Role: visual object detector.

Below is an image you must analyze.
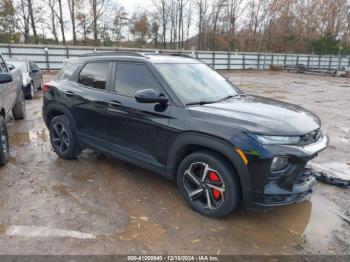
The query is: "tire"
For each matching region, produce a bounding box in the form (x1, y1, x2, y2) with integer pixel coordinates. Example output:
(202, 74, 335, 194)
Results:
(12, 90, 26, 120)
(177, 150, 240, 218)
(49, 115, 82, 159)
(37, 78, 43, 91)
(0, 116, 9, 166)
(25, 83, 35, 99)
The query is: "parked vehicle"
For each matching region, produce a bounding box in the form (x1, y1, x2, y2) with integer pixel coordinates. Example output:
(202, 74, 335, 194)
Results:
(0, 53, 26, 165)
(42, 52, 328, 218)
(7, 59, 43, 99)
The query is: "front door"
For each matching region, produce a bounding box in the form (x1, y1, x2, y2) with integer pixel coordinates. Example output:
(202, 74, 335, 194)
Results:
(106, 62, 171, 167)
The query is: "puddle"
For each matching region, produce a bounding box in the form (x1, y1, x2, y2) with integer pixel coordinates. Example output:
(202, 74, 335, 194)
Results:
(10, 128, 48, 147)
(272, 95, 287, 100)
(0, 224, 5, 235)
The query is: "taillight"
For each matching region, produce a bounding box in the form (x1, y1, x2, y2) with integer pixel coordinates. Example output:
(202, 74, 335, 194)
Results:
(42, 83, 53, 93)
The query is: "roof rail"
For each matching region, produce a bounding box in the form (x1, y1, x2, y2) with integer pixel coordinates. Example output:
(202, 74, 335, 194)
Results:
(80, 51, 148, 58)
(150, 52, 195, 59)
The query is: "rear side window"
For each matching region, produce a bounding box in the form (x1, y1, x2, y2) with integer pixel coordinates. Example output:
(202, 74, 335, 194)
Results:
(56, 62, 81, 81)
(115, 63, 161, 97)
(78, 62, 108, 90)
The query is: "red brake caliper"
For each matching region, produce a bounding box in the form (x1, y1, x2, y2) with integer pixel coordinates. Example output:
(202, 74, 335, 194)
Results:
(208, 171, 221, 200)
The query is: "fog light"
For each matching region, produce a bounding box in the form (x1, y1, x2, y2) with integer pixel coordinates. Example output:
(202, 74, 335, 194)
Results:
(271, 156, 289, 172)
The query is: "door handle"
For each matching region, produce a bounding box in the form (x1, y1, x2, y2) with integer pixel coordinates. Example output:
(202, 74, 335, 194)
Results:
(108, 101, 122, 108)
(64, 91, 75, 97)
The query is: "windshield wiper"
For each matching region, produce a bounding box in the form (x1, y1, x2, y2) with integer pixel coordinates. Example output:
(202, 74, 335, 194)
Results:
(185, 100, 217, 106)
(217, 94, 240, 102)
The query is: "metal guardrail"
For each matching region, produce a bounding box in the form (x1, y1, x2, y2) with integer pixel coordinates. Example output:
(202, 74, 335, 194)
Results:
(1, 43, 350, 71)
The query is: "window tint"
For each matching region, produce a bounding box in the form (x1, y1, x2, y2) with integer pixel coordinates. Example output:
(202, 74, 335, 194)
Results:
(78, 62, 108, 90)
(0, 56, 8, 73)
(56, 62, 81, 81)
(115, 63, 161, 97)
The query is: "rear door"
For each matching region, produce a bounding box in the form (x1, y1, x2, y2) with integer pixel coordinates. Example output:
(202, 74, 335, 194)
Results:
(105, 62, 171, 168)
(63, 61, 113, 142)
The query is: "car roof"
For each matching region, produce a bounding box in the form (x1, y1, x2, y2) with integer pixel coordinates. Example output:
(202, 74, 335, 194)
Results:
(69, 52, 201, 64)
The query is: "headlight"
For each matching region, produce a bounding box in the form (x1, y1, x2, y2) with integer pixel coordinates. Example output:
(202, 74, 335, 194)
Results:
(271, 156, 289, 172)
(250, 134, 300, 145)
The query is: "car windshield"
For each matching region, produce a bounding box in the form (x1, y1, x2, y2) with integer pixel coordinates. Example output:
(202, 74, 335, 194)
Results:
(155, 63, 241, 105)
(7, 60, 28, 72)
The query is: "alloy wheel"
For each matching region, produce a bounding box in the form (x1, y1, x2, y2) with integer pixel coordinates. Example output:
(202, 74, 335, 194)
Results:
(51, 122, 70, 153)
(183, 162, 226, 210)
(0, 130, 7, 155)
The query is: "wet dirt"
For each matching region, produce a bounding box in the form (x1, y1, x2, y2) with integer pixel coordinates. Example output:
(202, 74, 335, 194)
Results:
(0, 72, 349, 255)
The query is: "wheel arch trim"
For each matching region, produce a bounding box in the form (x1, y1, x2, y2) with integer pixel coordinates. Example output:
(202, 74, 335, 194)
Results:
(166, 132, 252, 205)
(44, 102, 77, 131)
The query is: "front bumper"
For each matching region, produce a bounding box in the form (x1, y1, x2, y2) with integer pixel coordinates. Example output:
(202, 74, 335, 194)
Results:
(235, 133, 328, 210)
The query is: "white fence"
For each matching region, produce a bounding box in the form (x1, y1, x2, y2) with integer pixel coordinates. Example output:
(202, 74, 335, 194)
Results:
(1, 43, 349, 71)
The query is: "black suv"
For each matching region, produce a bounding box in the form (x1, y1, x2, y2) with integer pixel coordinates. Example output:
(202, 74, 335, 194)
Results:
(43, 52, 328, 218)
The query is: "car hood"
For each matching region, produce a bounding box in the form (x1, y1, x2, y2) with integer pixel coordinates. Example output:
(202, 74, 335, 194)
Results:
(189, 95, 321, 136)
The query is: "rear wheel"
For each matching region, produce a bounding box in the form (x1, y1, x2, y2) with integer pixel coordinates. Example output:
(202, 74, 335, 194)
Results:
(12, 90, 26, 120)
(177, 150, 240, 218)
(49, 115, 82, 159)
(25, 83, 35, 99)
(37, 78, 43, 91)
(0, 116, 9, 165)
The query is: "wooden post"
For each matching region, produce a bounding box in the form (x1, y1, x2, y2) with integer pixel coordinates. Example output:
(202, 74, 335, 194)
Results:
(44, 46, 50, 70)
(212, 52, 215, 69)
(228, 52, 231, 70)
(7, 44, 12, 58)
(243, 54, 246, 70)
(257, 53, 261, 70)
(66, 46, 70, 58)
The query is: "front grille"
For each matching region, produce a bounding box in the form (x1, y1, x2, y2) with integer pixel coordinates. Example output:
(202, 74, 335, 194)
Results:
(299, 130, 321, 145)
(296, 167, 313, 184)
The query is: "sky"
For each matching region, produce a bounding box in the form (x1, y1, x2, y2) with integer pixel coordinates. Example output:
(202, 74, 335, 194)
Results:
(114, 0, 154, 13)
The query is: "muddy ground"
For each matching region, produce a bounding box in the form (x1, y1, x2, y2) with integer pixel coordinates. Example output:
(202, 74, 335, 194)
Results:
(0, 71, 349, 255)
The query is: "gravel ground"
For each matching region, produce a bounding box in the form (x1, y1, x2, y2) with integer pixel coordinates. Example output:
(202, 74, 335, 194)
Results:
(0, 71, 349, 255)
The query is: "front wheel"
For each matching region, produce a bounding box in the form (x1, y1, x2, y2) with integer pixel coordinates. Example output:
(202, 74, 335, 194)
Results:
(0, 116, 9, 165)
(177, 150, 240, 218)
(49, 115, 82, 159)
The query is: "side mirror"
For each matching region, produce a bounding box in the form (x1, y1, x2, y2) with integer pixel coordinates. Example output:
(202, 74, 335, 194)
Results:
(8, 64, 15, 71)
(135, 89, 169, 104)
(0, 73, 13, 84)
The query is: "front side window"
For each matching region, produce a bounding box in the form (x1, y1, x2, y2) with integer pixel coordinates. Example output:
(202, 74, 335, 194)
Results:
(155, 63, 241, 105)
(115, 63, 161, 97)
(78, 62, 108, 90)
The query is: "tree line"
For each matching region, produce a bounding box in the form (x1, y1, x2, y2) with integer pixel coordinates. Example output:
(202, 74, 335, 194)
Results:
(0, 0, 349, 54)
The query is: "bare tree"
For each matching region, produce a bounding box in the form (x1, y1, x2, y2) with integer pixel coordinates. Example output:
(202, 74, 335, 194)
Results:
(56, 0, 65, 44)
(152, 0, 171, 49)
(45, 0, 59, 44)
(27, 0, 38, 43)
(67, 0, 77, 44)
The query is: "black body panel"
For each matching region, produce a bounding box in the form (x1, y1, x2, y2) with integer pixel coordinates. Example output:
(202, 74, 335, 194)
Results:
(43, 54, 328, 210)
